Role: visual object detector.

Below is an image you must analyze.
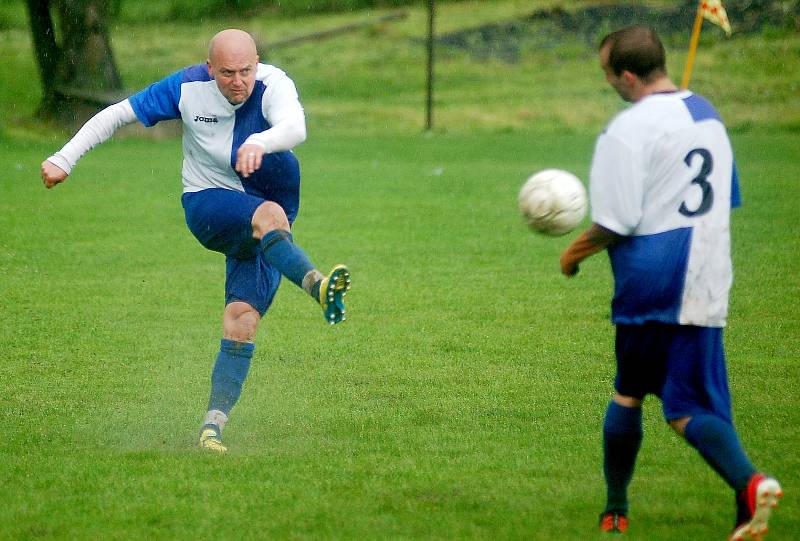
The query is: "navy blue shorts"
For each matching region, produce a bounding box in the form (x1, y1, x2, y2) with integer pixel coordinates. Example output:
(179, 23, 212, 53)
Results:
(181, 188, 281, 316)
(614, 323, 732, 423)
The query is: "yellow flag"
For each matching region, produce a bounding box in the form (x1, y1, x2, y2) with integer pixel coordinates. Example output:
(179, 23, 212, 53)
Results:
(700, 0, 732, 35)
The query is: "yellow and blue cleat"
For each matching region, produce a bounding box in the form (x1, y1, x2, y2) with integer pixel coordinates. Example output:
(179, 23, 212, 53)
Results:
(198, 427, 227, 453)
(319, 265, 351, 325)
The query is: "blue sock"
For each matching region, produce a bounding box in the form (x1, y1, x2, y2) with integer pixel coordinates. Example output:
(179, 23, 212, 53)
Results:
(207, 339, 254, 417)
(683, 414, 756, 492)
(259, 230, 316, 290)
(603, 401, 643, 515)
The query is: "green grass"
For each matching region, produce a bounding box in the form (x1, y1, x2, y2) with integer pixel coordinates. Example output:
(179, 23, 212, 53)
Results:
(1, 0, 799, 539)
(1, 130, 798, 540)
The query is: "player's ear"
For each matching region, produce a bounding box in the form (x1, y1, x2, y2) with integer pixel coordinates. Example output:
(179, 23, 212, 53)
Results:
(206, 59, 213, 76)
(621, 70, 638, 85)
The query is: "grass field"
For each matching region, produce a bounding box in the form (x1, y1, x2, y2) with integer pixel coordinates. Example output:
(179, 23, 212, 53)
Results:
(1, 0, 799, 539)
(2, 130, 798, 540)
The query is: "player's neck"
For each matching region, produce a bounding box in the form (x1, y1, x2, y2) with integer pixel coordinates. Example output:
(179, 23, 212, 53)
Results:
(636, 77, 679, 101)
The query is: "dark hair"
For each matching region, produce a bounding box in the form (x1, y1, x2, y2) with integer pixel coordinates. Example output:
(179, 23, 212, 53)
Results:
(600, 25, 666, 80)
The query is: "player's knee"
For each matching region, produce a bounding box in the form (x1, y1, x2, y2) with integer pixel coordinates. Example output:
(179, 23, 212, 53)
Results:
(252, 201, 289, 239)
(668, 416, 692, 437)
(223, 302, 260, 342)
(612, 393, 642, 408)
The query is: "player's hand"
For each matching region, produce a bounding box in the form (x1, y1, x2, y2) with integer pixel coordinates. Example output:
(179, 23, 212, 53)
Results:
(41, 160, 68, 189)
(235, 144, 263, 178)
(560, 253, 580, 277)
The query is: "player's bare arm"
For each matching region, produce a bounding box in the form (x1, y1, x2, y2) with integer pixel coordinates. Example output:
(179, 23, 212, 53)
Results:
(560, 223, 622, 277)
(41, 160, 68, 189)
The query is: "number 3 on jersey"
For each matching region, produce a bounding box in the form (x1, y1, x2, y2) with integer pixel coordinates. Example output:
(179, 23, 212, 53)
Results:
(680, 148, 714, 217)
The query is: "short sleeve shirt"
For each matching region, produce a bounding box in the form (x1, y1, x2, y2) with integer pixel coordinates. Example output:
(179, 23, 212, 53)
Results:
(590, 91, 740, 327)
(128, 63, 303, 193)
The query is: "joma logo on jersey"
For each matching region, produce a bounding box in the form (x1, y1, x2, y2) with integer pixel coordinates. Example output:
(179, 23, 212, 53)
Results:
(194, 115, 218, 123)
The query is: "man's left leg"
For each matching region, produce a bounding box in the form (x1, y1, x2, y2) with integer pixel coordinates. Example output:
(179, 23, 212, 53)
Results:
(253, 201, 351, 324)
(199, 302, 259, 453)
(666, 327, 782, 539)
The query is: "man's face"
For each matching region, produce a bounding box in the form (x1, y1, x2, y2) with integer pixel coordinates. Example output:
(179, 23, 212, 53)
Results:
(600, 45, 634, 103)
(208, 50, 258, 105)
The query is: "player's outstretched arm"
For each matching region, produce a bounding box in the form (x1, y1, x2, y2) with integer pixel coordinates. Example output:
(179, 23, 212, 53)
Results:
(560, 223, 622, 277)
(41, 99, 138, 188)
(41, 160, 69, 189)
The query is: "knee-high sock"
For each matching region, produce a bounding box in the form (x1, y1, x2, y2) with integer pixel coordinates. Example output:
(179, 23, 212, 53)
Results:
(603, 401, 643, 515)
(684, 414, 756, 492)
(259, 230, 317, 291)
(205, 339, 254, 432)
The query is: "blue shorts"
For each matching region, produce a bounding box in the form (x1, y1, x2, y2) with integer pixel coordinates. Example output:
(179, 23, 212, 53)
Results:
(182, 188, 282, 315)
(614, 323, 732, 423)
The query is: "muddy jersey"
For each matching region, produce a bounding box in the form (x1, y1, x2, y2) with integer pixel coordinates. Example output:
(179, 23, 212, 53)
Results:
(590, 90, 741, 327)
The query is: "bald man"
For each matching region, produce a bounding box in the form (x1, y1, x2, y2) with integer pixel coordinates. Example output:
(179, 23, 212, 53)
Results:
(41, 29, 351, 453)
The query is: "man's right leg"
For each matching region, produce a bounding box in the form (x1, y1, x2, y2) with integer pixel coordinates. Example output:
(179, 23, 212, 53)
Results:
(600, 394, 643, 533)
(181, 190, 274, 452)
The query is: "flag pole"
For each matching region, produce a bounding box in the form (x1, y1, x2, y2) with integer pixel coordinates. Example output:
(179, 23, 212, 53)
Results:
(425, 0, 435, 131)
(681, 6, 705, 89)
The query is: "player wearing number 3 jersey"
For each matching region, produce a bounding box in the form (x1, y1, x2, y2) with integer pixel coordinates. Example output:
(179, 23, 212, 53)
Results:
(559, 25, 782, 539)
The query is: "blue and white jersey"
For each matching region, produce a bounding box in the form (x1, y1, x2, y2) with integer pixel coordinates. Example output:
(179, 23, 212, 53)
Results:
(590, 90, 741, 327)
(128, 63, 304, 194)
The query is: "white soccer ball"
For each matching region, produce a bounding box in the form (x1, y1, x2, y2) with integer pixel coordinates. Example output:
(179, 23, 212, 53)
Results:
(518, 169, 588, 236)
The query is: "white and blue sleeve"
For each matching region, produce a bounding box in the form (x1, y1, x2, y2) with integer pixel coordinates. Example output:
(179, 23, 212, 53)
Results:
(242, 66, 306, 154)
(589, 131, 644, 236)
(128, 70, 184, 127)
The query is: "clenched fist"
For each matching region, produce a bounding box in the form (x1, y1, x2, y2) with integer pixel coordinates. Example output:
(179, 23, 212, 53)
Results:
(41, 160, 68, 189)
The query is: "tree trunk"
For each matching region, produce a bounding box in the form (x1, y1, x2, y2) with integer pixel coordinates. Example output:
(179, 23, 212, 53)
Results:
(26, 0, 124, 124)
(26, 0, 60, 114)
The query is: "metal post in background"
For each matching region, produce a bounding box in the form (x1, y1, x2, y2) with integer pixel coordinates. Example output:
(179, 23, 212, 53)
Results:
(425, 0, 435, 131)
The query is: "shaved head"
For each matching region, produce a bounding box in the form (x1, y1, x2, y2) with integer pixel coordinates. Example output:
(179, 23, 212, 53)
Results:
(208, 29, 258, 63)
(207, 29, 260, 104)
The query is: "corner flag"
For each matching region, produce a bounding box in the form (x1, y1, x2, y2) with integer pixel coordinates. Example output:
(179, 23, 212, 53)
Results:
(700, 0, 732, 35)
(681, 0, 733, 89)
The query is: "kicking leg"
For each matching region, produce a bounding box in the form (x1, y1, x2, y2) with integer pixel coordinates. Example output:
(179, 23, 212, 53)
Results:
(252, 201, 351, 324)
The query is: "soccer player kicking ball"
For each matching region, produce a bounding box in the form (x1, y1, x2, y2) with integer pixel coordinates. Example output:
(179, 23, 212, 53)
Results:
(41, 29, 351, 453)
(559, 25, 782, 540)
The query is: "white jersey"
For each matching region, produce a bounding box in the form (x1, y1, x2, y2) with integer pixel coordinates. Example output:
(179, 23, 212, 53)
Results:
(590, 90, 741, 327)
(129, 63, 305, 193)
(48, 63, 306, 194)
